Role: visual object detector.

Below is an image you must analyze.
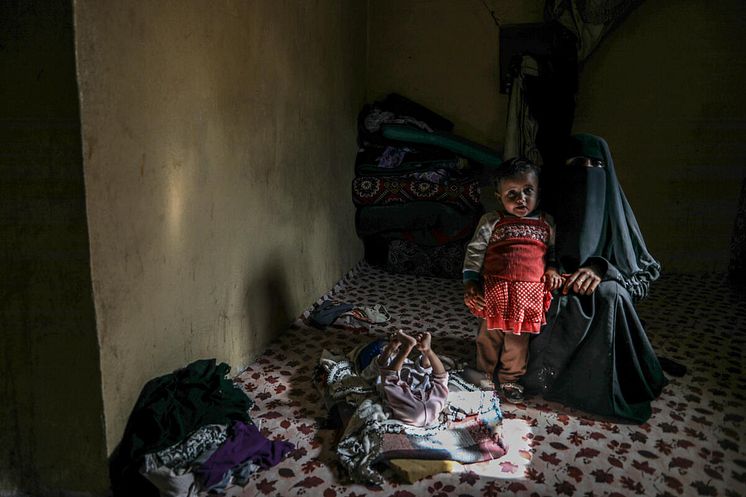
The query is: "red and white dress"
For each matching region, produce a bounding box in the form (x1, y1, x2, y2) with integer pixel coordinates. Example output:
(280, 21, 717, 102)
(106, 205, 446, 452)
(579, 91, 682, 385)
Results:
(463, 211, 555, 333)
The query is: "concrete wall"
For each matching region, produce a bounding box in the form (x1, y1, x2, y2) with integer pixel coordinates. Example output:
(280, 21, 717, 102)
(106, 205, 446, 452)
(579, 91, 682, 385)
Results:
(367, 0, 544, 150)
(74, 0, 366, 459)
(0, 1, 108, 494)
(573, 0, 746, 272)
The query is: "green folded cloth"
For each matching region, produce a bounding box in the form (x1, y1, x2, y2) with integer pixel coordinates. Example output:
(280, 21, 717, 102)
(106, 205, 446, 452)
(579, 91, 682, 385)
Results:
(381, 124, 502, 167)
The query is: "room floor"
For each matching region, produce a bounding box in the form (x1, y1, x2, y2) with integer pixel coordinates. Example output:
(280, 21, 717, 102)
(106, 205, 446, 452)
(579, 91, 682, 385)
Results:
(226, 262, 746, 497)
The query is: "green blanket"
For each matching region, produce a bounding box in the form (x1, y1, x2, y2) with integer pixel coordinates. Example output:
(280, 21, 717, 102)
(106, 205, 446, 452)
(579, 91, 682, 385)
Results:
(381, 124, 502, 167)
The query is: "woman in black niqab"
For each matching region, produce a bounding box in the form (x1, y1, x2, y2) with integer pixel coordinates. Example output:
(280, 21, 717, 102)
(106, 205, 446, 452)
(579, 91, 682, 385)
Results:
(522, 133, 666, 423)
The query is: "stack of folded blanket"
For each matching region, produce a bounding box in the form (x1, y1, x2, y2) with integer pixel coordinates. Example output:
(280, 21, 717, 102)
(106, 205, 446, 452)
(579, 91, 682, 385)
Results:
(352, 94, 502, 278)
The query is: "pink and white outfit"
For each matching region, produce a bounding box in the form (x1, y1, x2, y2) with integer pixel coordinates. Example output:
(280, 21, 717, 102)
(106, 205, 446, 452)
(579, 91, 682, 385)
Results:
(366, 355, 449, 427)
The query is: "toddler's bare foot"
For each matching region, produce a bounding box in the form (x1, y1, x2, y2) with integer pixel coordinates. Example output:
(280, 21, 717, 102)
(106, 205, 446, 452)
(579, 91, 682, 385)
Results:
(396, 329, 417, 349)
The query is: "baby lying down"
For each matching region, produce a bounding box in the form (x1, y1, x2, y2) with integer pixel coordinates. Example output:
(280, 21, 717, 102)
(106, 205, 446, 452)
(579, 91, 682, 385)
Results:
(323, 332, 503, 484)
(365, 330, 449, 427)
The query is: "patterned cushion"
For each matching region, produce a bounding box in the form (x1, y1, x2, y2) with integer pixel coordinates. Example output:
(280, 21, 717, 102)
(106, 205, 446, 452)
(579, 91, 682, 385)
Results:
(352, 176, 480, 212)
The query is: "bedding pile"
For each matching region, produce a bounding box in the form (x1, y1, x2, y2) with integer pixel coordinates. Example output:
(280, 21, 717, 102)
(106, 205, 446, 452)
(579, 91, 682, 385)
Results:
(314, 348, 505, 484)
(352, 93, 501, 278)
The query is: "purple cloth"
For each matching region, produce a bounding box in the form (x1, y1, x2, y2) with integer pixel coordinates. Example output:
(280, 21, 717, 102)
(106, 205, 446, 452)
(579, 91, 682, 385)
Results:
(195, 421, 294, 487)
(377, 146, 408, 168)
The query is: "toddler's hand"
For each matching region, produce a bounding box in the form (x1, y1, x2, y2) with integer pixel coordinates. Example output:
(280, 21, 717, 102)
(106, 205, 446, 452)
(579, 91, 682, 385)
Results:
(463, 281, 485, 311)
(542, 268, 564, 291)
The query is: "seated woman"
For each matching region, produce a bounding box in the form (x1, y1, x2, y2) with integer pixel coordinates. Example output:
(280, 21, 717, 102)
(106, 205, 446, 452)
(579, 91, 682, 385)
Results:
(521, 133, 666, 423)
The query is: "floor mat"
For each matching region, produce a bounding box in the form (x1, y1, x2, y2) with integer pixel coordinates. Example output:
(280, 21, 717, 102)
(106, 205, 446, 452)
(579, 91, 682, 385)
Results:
(226, 263, 746, 497)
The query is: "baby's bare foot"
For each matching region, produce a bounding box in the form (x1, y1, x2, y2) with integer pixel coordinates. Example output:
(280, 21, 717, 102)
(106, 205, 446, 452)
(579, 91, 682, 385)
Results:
(382, 340, 400, 355)
(378, 339, 400, 366)
(396, 329, 417, 349)
(416, 331, 432, 351)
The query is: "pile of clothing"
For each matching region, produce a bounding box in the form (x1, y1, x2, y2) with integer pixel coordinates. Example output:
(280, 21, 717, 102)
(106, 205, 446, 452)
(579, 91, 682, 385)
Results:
(110, 359, 294, 497)
(306, 299, 391, 330)
(352, 94, 502, 279)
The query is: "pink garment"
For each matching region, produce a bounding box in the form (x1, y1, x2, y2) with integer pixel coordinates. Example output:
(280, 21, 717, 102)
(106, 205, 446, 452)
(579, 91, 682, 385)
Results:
(379, 368, 449, 427)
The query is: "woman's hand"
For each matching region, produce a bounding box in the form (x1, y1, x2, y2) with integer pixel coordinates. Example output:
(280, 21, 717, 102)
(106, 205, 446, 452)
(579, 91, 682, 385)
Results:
(463, 281, 485, 311)
(542, 268, 564, 291)
(562, 266, 601, 295)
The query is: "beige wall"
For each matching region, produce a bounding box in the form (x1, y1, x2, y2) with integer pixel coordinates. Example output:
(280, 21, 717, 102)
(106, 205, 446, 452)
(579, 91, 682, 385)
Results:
(75, 0, 367, 456)
(573, 0, 746, 272)
(367, 0, 544, 150)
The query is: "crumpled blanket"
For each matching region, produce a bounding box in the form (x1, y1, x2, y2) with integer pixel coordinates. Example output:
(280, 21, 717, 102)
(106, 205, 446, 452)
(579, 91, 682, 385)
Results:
(336, 398, 393, 484)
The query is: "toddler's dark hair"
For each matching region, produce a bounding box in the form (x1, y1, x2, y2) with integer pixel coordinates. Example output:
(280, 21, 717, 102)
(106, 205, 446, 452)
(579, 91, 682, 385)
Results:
(494, 157, 541, 188)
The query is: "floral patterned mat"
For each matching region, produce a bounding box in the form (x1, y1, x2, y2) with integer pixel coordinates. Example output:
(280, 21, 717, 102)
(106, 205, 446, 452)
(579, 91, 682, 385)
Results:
(225, 263, 746, 497)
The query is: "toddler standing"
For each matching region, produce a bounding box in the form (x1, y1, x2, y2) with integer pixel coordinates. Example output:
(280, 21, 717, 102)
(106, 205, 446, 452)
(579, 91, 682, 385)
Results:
(463, 158, 563, 402)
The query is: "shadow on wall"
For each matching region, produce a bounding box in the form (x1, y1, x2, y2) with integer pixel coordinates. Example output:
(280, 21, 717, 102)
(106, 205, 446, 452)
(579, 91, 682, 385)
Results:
(243, 258, 294, 358)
